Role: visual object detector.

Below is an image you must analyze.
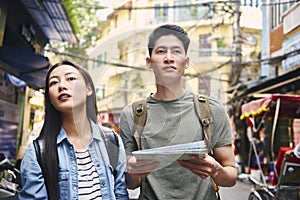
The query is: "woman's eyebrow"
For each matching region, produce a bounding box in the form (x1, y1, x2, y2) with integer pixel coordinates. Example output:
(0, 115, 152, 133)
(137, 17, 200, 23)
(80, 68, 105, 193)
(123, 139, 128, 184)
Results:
(65, 72, 77, 76)
(49, 72, 77, 80)
(49, 75, 58, 80)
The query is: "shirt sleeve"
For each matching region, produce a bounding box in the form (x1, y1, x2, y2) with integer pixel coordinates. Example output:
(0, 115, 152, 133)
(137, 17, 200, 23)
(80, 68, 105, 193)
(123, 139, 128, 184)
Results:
(209, 97, 234, 148)
(119, 104, 138, 154)
(19, 143, 48, 199)
(114, 134, 129, 200)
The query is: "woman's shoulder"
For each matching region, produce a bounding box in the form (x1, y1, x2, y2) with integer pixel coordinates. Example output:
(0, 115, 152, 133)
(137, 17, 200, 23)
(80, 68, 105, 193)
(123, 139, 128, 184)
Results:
(21, 143, 39, 168)
(24, 143, 36, 157)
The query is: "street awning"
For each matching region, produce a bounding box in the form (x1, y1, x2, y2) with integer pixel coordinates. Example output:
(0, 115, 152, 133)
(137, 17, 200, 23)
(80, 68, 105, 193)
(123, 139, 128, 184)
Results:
(228, 67, 300, 102)
(240, 94, 300, 120)
(0, 46, 50, 89)
(22, 0, 77, 43)
(246, 68, 300, 95)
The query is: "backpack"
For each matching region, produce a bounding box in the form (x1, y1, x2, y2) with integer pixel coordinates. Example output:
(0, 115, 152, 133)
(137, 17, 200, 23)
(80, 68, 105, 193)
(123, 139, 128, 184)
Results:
(131, 93, 220, 199)
(132, 93, 213, 151)
(33, 125, 119, 199)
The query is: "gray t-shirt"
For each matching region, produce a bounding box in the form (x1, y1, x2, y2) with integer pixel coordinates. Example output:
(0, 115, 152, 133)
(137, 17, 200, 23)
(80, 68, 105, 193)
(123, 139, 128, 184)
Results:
(120, 91, 233, 200)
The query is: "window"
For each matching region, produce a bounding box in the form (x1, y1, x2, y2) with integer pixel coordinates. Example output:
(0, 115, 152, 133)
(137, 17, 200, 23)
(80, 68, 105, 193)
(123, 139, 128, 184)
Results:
(271, 0, 295, 29)
(199, 34, 211, 57)
(198, 75, 211, 96)
(97, 52, 107, 68)
(174, 0, 192, 22)
(97, 55, 102, 68)
(128, 9, 132, 20)
(242, 0, 261, 7)
(271, 2, 280, 29)
(154, 3, 168, 23)
(114, 15, 118, 28)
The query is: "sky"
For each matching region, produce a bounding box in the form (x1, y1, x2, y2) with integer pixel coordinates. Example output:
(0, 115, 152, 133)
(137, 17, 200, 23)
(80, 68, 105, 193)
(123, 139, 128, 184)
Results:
(96, 0, 113, 20)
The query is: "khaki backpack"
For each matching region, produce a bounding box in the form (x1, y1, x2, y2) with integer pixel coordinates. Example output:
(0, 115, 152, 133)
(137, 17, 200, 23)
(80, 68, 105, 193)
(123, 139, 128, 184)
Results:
(132, 94, 213, 151)
(131, 93, 220, 198)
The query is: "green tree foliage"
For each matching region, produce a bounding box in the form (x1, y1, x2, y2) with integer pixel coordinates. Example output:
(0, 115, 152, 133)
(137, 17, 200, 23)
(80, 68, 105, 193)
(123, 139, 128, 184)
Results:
(50, 0, 107, 65)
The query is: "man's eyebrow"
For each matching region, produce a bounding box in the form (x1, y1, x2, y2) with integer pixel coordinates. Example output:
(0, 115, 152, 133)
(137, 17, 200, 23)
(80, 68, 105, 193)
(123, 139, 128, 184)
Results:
(155, 45, 183, 49)
(155, 45, 166, 49)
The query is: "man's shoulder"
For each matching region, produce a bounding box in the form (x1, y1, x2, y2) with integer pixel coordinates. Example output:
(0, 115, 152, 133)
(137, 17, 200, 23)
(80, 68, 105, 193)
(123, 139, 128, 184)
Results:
(206, 96, 226, 112)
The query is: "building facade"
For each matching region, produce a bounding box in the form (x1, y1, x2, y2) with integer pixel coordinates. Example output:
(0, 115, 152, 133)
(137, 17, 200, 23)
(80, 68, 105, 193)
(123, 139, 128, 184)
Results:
(88, 0, 262, 128)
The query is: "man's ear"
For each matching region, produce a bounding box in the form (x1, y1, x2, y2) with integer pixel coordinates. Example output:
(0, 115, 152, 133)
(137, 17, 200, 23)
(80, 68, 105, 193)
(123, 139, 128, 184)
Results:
(146, 57, 152, 70)
(185, 57, 190, 69)
(87, 84, 93, 96)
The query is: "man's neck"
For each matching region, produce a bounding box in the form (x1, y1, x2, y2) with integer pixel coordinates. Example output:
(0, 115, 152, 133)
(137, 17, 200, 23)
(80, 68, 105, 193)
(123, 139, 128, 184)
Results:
(153, 85, 186, 101)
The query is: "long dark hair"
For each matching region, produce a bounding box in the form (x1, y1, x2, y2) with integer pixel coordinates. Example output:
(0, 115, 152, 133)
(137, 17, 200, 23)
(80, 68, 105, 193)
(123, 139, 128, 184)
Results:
(38, 60, 98, 199)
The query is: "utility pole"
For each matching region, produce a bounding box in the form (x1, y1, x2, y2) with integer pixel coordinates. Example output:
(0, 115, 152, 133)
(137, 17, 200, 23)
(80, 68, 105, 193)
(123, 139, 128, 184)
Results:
(261, 0, 271, 77)
(231, 0, 242, 86)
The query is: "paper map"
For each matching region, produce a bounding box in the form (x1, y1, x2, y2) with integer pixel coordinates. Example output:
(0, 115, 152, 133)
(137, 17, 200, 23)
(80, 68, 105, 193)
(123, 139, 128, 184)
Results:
(132, 141, 208, 166)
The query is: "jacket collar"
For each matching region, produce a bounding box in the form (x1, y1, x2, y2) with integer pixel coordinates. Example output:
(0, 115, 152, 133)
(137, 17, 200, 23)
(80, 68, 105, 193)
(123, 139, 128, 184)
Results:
(56, 119, 102, 144)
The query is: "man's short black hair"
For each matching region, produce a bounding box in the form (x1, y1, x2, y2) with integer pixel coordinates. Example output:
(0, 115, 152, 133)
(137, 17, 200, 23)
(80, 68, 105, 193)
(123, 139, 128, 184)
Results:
(148, 24, 190, 57)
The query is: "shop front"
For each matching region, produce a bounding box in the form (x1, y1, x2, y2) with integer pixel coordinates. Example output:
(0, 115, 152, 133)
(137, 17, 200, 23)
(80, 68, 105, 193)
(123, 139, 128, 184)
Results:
(0, 0, 75, 161)
(229, 66, 300, 174)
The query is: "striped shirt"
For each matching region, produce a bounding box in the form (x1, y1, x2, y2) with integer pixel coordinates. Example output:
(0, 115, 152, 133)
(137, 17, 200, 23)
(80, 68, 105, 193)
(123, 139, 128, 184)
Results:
(75, 148, 102, 200)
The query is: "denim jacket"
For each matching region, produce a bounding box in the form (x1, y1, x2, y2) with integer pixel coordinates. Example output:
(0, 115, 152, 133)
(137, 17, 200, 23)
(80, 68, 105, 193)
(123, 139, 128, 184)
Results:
(19, 121, 129, 200)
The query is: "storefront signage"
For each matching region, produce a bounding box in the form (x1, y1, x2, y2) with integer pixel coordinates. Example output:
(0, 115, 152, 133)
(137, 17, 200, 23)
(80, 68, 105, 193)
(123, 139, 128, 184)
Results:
(21, 24, 36, 46)
(282, 31, 300, 70)
(0, 99, 19, 123)
(0, 99, 19, 159)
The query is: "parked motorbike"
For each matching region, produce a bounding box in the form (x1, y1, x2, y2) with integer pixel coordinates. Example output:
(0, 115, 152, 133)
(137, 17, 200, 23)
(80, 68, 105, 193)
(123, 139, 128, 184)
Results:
(0, 153, 20, 200)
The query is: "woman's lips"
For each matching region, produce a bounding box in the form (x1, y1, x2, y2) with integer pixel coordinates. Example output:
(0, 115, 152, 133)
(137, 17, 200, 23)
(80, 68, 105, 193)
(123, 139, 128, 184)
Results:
(58, 93, 71, 100)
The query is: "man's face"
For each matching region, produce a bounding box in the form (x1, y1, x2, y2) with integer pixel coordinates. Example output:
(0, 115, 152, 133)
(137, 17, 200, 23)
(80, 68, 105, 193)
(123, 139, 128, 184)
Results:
(146, 35, 189, 81)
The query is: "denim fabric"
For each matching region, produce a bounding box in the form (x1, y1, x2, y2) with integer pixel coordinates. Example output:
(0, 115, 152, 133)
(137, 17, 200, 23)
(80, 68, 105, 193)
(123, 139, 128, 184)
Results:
(19, 120, 129, 200)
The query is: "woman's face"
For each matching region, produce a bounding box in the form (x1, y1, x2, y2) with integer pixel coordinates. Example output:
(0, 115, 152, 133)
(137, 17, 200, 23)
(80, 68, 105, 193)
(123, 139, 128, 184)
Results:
(48, 65, 92, 113)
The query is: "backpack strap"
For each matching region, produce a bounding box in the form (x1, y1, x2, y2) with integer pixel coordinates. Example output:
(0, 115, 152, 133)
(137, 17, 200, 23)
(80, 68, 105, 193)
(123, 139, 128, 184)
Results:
(132, 99, 147, 200)
(33, 138, 58, 199)
(132, 99, 147, 150)
(98, 125, 119, 178)
(193, 94, 219, 193)
(193, 94, 214, 152)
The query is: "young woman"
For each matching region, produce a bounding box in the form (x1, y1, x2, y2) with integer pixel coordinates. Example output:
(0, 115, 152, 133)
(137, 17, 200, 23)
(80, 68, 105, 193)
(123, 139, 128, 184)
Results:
(19, 60, 129, 200)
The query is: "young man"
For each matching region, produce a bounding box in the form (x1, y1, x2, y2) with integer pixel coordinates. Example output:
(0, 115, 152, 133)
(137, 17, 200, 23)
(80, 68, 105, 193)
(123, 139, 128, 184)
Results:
(120, 24, 237, 199)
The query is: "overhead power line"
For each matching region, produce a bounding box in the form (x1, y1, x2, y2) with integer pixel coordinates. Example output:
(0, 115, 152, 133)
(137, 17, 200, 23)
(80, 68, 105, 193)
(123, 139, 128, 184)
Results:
(45, 47, 300, 74)
(45, 48, 146, 71)
(112, 0, 300, 11)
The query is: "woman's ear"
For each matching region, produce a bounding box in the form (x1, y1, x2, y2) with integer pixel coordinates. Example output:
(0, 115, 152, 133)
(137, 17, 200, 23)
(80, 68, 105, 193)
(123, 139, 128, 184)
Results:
(86, 84, 93, 96)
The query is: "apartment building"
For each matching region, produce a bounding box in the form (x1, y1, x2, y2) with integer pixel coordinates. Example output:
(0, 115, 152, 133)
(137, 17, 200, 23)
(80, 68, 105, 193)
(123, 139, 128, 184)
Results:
(88, 0, 262, 126)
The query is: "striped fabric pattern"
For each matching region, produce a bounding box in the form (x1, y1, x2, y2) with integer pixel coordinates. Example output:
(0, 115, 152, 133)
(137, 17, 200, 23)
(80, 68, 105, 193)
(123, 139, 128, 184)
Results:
(75, 148, 102, 200)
